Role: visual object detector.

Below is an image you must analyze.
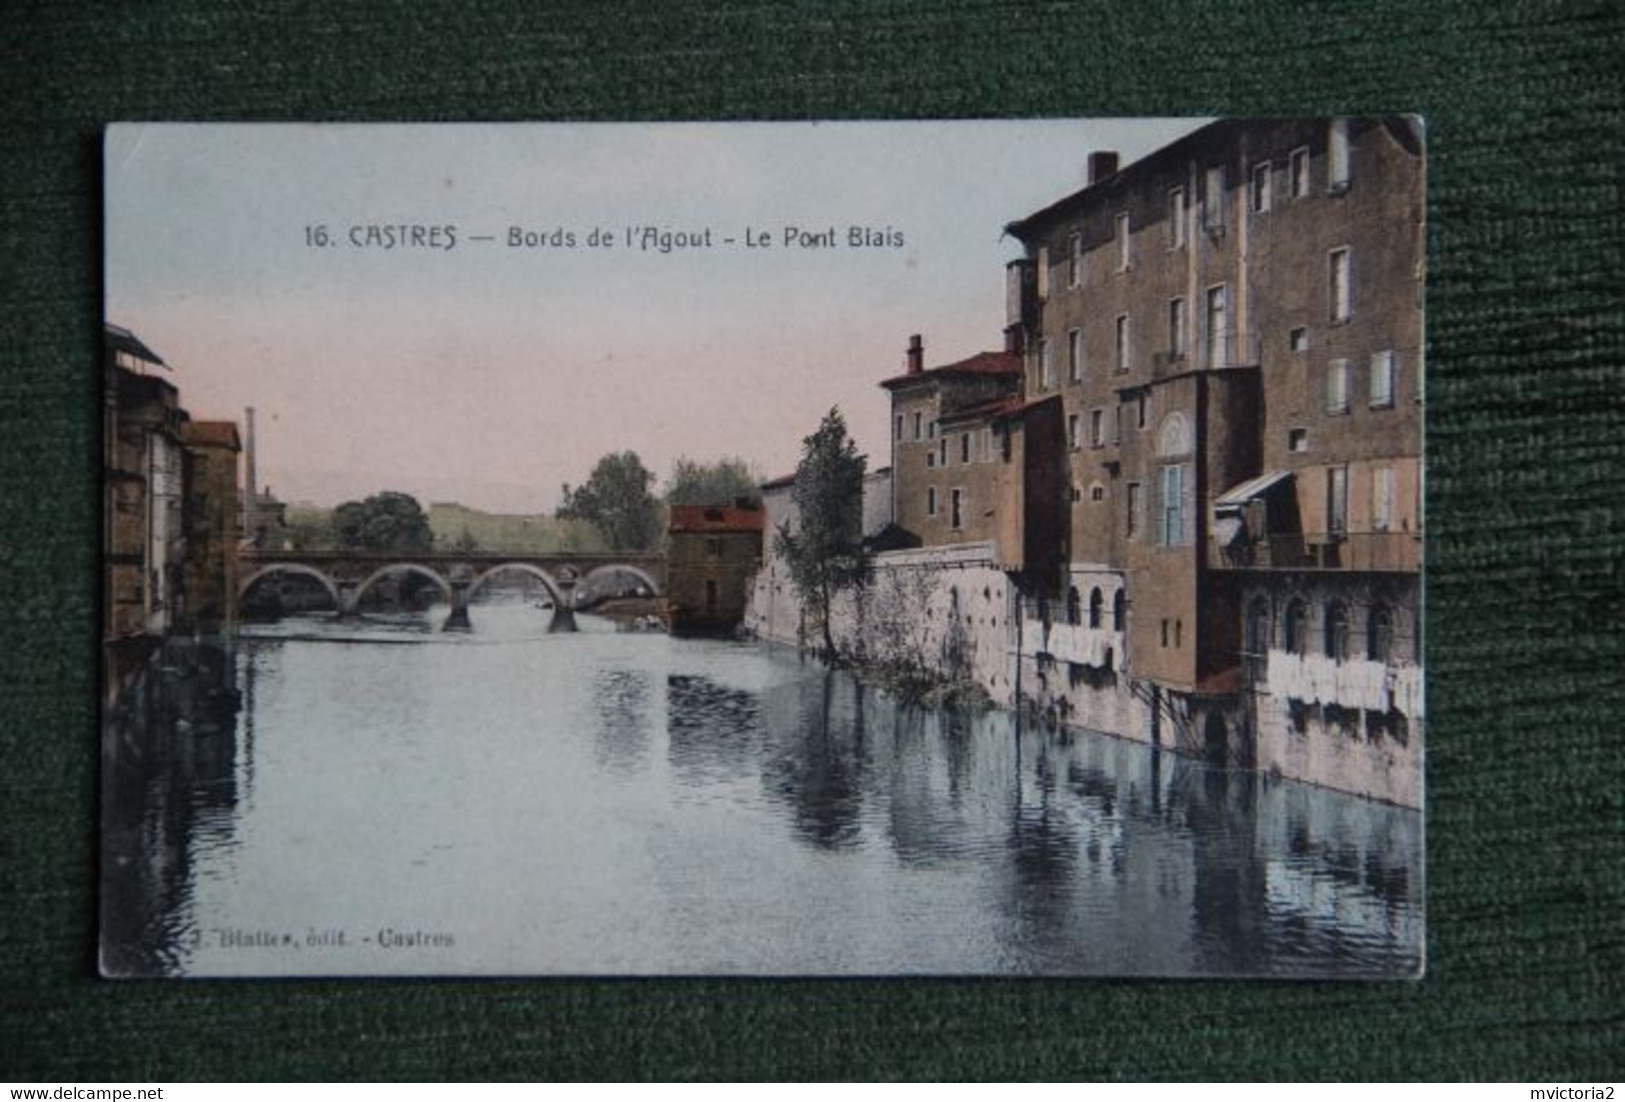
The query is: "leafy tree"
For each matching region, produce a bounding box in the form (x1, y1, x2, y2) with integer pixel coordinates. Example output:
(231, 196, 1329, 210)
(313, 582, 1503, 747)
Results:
(775, 408, 870, 662)
(556, 451, 662, 551)
(664, 456, 762, 508)
(331, 491, 434, 552)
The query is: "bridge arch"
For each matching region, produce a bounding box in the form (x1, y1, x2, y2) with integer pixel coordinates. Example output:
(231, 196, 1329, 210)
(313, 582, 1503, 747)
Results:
(237, 564, 341, 610)
(352, 564, 454, 609)
(582, 563, 662, 596)
(466, 563, 564, 605)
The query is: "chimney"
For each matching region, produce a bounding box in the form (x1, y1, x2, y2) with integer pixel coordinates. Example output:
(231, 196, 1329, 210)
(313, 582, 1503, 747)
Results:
(905, 333, 924, 375)
(1087, 150, 1119, 185)
(243, 406, 257, 542)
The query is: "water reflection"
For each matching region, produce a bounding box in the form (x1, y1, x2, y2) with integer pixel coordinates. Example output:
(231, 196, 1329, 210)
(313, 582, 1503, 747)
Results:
(102, 595, 1422, 976)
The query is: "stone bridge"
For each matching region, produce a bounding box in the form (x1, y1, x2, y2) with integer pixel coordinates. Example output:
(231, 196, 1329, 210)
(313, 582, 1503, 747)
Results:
(237, 549, 666, 631)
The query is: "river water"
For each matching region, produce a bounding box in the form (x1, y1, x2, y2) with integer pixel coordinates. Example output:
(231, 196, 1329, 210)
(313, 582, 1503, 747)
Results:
(101, 593, 1422, 977)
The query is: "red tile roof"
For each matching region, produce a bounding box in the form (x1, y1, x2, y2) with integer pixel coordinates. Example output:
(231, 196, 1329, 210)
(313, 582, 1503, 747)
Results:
(180, 420, 241, 449)
(878, 350, 1022, 389)
(668, 504, 767, 533)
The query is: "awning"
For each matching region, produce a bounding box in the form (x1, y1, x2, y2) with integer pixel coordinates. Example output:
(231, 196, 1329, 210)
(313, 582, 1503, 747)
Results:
(1214, 469, 1294, 509)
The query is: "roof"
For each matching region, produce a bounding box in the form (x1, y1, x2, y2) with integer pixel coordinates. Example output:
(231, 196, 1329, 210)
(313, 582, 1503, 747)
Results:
(105, 324, 168, 368)
(937, 395, 1027, 425)
(1214, 469, 1294, 508)
(759, 473, 797, 492)
(179, 420, 241, 450)
(668, 504, 767, 534)
(878, 350, 1022, 390)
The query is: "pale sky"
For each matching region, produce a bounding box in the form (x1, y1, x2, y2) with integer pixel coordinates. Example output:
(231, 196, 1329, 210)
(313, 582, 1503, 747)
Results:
(106, 120, 1203, 513)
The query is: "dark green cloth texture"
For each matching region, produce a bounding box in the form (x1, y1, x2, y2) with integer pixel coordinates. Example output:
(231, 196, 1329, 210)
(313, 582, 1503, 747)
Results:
(2, 0, 1620, 1082)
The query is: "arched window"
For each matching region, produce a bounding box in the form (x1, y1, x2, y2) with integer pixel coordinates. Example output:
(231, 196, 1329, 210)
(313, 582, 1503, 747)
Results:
(1325, 601, 1349, 661)
(1284, 599, 1308, 655)
(1368, 604, 1394, 663)
(1246, 597, 1271, 655)
(1088, 587, 1103, 628)
(1066, 586, 1081, 626)
(1113, 589, 1126, 631)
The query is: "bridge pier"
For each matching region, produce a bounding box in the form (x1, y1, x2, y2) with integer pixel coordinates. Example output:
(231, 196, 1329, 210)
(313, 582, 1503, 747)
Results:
(336, 581, 361, 619)
(442, 580, 473, 633)
(548, 577, 579, 633)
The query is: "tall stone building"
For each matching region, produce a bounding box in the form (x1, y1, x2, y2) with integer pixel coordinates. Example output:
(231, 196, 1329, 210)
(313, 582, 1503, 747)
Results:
(852, 119, 1425, 805)
(178, 420, 242, 632)
(995, 117, 1425, 805)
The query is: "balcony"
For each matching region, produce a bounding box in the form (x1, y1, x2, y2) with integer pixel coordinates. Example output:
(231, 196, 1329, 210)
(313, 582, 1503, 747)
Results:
(1209, 530, 1420, 572)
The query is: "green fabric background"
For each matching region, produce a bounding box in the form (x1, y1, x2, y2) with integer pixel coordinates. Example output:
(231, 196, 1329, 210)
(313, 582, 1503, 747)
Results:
(2, 0, 1620, 1081)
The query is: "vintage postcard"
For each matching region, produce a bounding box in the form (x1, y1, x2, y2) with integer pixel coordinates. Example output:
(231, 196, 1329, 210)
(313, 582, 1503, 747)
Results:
(102, 119, 1424, 977)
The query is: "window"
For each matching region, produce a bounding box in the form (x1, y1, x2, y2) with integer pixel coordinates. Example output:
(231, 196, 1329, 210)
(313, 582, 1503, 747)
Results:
(1115, 314, 1131, 372)
(1289, 428, 1308, 453)
(939, 438, 948, 466)
(1289, 146, 1311, 198)
(950, 488, 963, 529)
(1206, 284, 1228, 368)
(1038, 337, 1053, 389)
(1327, 466, 1348, 535)
(1372, 465, 1395, 531)
(1326, 359, 1350, 413)
(1158, 463, 1187, 545)
(1161, 619, 1169, 647)
(926, 487, 937, 516)
(1067, 587, 1081, 626)
(1068, 413, 1081, 449)
(1329, 247, 1352, 321)
(1113, 405, 1123, 445)
(1090, 483, 1106, 503)
(1168, 186, 1186, 249)
(911, 412, 922, 440)
(1168, 297, 1187, 357)
(1137, 393, 1149, 430)
(961, 432, 972, 464)
(1250, 161, 1272, 213)
(928, 419, 937, 438)
(1285, 599, 1308, 655)
(1174, 619, 1182, 648)
(1204, 165, 1226, 231)
(1325, 601, 1349, 661)
(1036, 244, 1049, 300)
(1245, 598, 1271, 656)
(1370, 349, 1395, 408)
(1089, 588, 1103, 628)
(926, 449, 935, 469)
(706, 537, 722, 559)
(1090, 408, 1105, 448)
(895, 415, 903, 441)
(1113, 590, 1125, 631)
(1328, 118, 1351, 191)
(983, 427, 996, 462)
(1368, 604, 1394, 663)
(1068, 232, 1083, 288)
(1115, 212, 1131, 271)
(1067, 328, 1083, 382)
(1290, 326, 1308, 353)
(1126, 482, 1142, 540)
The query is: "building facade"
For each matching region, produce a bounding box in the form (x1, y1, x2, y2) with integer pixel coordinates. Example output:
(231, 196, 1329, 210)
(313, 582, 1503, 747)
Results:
(178, 420, 242, 633)
(995, 117, 1424, 805)
(666, 503, 766, 636)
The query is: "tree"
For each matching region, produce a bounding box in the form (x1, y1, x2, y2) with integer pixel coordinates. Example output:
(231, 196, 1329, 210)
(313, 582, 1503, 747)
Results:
(331, 491, 434, 552)
(663, 456, 762, 508)
(556, 451, 662, 551)
(775, 408, 870, 662)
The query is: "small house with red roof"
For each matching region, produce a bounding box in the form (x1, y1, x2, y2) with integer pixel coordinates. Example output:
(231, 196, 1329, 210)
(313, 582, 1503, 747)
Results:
(666, 502, 767, 636)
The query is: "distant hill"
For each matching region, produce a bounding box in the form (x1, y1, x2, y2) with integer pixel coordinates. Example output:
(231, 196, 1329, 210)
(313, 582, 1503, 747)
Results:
(427, 502, 609, 553)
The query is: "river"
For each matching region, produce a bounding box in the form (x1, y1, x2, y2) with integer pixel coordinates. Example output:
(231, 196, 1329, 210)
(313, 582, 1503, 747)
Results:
(101, 592, 1422, 977)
